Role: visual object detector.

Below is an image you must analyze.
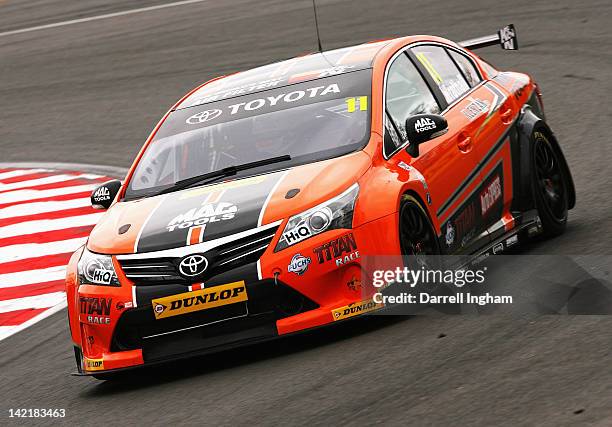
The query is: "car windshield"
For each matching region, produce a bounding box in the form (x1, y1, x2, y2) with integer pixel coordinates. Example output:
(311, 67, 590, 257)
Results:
(125, 69, 372, 199)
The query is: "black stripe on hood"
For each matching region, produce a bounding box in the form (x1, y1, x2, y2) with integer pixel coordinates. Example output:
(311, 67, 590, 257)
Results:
(136, 171, 285, 253)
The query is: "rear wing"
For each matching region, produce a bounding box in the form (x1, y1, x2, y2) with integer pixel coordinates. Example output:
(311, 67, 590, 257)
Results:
(459, 24, 518, 50)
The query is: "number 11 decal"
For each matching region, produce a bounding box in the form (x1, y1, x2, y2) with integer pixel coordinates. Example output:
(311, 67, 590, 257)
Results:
(346, 96, 368, 113)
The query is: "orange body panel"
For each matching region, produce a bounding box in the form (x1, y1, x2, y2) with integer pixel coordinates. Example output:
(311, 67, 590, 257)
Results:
(66, 34, 539, 374)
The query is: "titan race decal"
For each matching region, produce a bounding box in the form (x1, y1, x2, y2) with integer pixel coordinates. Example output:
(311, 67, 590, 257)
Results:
(313, 233, 360, 267)
(441, 163, 504, 253)
(79, 297, 112, 325)
(135, 171, 285, 252)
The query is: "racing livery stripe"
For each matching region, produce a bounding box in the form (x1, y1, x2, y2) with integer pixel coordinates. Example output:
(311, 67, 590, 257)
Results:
(187, 226, 205, 245)
(135, 170, 287, 253)
(436, 122, 514, 219)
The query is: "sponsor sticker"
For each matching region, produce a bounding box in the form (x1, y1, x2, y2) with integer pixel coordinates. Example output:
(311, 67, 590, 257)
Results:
(506, 234, 519, 247)
(445, 222, 456, 247)
(283, 224, 313, 246)
(480, 175, 502, 216)
(185, 83, 341, 122)
(287, 253, 311, 275)
(84, 357, 104, 371)
(92, 186, 111, 202)
(461, 97, 490, 121)
(313, 233, 359, 267)
(492, 242, 504, 254)
(499, 25, 517, 50)
(414, 117, 436, 133)
(332, 299, 384, 321)
(167, 202, 237, 232)
(91, 268, 114, 285)
(115, 301, 133, 310)
(79, 297, 112, 325)
(151, 281, 248, 320)
(186, 109, 223, 124)
(346, 276, 362, 292)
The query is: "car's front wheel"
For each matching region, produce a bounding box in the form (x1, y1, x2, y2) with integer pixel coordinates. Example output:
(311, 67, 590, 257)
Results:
(399, 194, 440, 266)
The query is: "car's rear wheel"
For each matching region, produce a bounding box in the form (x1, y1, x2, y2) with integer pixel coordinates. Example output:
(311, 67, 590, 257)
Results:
(531, 131, 569, 237)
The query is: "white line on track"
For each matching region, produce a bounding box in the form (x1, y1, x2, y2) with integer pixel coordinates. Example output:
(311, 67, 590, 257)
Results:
(0, 0, 209, 38)
(0, 237, 87, 263)
(0, 183, 98, 204)
(0, 173, 101, 192)
(0, 291, 66, 313)
(0, 212, 103, 239)
(0, 169, 50, 181)
(0, 198, 90, 219)
(0, 266, 67, 289)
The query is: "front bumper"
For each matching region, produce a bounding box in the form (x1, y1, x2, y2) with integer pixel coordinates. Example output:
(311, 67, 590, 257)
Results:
(71, 214, 397, 375)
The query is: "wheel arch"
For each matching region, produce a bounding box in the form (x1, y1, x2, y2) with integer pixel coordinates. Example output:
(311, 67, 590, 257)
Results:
(515, 107, 576, 211)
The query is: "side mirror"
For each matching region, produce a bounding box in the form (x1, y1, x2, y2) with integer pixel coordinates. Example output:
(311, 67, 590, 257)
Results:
(91, 180, 121, 210)
(405, 114, 448, 157)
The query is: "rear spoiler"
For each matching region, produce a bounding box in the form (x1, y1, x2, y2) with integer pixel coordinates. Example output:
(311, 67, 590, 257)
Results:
(459, 24, 518, 50)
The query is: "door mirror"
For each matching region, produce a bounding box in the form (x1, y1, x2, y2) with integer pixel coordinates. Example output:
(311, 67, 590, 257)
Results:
(91, 180, 121, 210)
(405, 114, 448, 157)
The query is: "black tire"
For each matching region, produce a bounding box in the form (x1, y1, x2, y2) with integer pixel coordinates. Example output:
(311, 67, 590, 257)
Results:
(399, 194, 440, 266)
(531, 130, 569, 237)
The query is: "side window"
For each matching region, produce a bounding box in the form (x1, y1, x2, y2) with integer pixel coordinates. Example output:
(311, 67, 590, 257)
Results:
(412, 45, 470, 104)
(385, 53, 440, 147)
(448, 50, 481, 87)
(384, 113, 402, 154)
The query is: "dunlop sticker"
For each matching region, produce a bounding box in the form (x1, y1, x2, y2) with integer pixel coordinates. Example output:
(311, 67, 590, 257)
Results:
(332, 299, 384, 321)
(84, 357, 104, 371)
(151, 281, 248, 320)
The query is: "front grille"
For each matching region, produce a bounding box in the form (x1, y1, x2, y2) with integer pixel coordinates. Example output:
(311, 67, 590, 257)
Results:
(118, 225, 279, 286)
(120, 258, 186, 285)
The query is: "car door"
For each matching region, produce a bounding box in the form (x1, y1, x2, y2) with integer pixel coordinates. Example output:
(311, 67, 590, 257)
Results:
(411, 44, 496, 254)
(383, 49, 481, 254)
(445, 48, 518, 245)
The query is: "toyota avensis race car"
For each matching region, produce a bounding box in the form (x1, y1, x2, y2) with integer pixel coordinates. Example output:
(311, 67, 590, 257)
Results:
(67, 25, 575, 377)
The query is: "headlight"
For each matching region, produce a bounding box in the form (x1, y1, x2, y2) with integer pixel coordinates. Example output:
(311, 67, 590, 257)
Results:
(275, 183, 359, 251)
(77, 248, 120, 286)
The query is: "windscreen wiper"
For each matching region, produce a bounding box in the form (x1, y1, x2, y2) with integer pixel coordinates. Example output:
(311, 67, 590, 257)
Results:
(155, 154, 291, 196)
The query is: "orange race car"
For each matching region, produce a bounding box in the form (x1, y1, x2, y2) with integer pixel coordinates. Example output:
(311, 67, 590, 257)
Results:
(66, 25, 575, 378)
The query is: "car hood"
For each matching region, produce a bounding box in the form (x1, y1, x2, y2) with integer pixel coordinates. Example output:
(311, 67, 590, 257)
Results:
(87, 151, 371, 254)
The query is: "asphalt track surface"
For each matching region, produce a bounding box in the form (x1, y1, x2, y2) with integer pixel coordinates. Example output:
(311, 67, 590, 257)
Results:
(1, 0, 611, 425)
